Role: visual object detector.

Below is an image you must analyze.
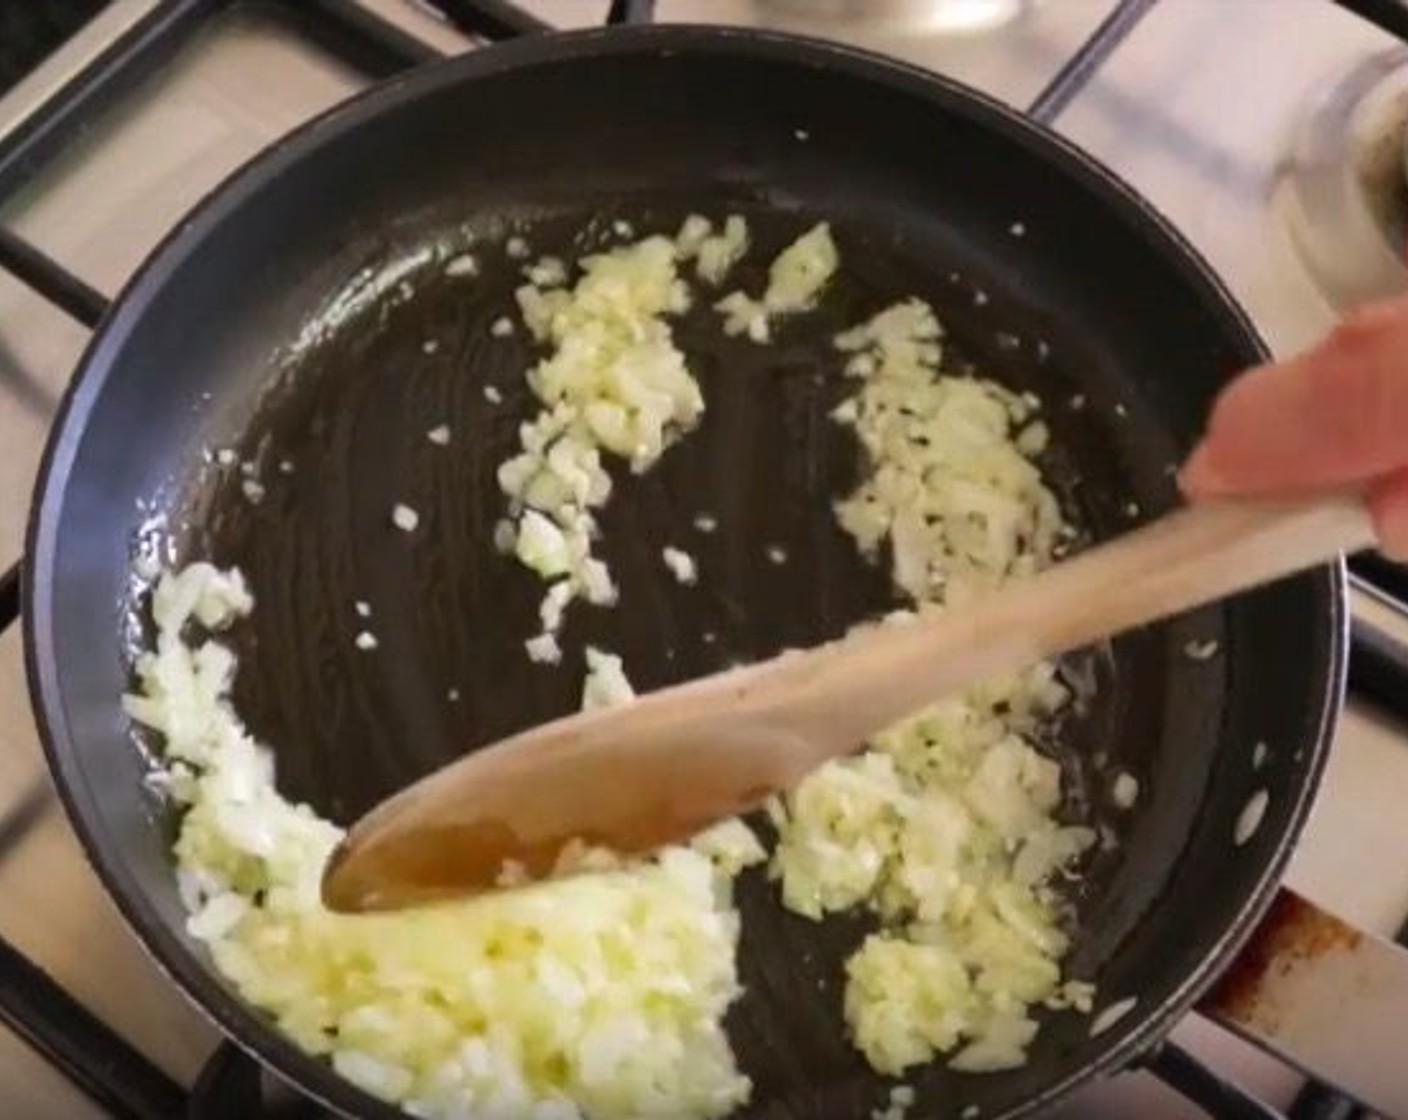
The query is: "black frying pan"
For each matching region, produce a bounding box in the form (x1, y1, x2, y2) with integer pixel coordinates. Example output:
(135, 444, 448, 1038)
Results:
(23, 26, 1344, 1120)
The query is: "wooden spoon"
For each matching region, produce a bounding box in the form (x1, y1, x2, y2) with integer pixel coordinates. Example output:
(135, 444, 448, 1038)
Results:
(322, 496, 1375, 913)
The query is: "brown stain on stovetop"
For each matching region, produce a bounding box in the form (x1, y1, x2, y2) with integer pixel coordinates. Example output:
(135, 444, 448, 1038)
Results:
(1204, 891, 1363, 1033)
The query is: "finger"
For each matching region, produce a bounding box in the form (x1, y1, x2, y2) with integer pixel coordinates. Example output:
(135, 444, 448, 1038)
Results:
(1369, 467, 1408, 562)
(1182, 297, 1408, 497)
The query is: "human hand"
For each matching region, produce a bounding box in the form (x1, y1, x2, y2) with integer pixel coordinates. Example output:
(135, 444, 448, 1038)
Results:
(1181, 294, 1408, 559)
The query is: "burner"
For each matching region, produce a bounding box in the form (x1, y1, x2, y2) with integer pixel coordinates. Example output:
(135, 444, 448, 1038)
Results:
(1278, 47, 1408, 309)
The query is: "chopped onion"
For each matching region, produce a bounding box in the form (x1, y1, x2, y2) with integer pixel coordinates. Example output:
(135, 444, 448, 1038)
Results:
(499, 233, 702, 655)
(773, 294, 1091, 1077)
(580, 646, 635, 711)
(125, 566, 756, 1119)
(716, 222, 837, 342)
(1111, 772, 1139, 810)
(661, 545, 698, 585)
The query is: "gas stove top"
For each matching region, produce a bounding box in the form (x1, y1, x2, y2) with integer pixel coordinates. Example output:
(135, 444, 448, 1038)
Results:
(2, 2, 1408, 1118)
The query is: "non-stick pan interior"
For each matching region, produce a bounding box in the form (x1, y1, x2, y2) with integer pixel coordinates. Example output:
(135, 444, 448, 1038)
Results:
(27, 29, 1340, 1120)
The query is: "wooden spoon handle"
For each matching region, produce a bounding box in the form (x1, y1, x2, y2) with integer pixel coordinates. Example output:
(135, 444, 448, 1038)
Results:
(322, 497, 1375, 912)
(793, 497, 1376, 751)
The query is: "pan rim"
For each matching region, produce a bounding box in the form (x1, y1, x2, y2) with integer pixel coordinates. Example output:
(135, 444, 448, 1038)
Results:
(21, 21, 1345, 1120)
